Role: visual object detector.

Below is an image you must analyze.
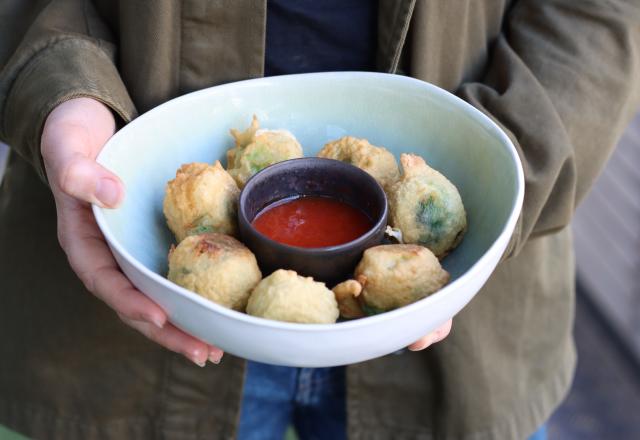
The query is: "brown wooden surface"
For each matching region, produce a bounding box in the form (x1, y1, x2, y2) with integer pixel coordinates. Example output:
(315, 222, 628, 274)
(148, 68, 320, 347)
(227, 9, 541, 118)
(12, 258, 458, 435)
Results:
(573, 109, 640, 362)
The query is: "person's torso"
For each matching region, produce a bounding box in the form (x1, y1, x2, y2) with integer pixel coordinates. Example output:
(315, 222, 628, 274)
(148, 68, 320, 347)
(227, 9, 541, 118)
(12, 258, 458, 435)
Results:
(91, 0, 511, 112)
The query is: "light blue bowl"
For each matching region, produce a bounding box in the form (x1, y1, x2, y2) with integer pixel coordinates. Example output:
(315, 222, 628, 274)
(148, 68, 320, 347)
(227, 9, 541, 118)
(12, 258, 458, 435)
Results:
(94, 72, 524, 366)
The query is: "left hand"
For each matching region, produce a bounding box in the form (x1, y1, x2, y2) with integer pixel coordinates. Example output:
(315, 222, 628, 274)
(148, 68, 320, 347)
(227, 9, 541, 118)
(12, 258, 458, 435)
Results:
(408, 319, 453, 351)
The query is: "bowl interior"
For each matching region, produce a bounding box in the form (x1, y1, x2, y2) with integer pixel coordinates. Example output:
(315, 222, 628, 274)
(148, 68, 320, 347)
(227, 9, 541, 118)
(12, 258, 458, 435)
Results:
(97, 73, 519, 285)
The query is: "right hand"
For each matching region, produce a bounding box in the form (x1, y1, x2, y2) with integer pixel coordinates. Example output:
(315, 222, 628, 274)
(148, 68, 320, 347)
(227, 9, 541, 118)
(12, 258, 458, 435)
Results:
(41, 97, 223, 367)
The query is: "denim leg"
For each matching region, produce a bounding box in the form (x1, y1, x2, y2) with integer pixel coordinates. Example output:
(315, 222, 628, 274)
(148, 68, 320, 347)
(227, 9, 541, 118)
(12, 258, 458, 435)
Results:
(528, 424, 547, 440)
(293, 367, 347, 440)
(237, 361, 299, 440)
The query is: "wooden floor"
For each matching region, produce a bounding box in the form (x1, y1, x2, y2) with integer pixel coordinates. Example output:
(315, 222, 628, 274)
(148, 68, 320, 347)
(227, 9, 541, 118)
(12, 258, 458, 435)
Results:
(549, 287, 640, 439)
(0, 142, 8, 179)
(573, 110, 640, 363)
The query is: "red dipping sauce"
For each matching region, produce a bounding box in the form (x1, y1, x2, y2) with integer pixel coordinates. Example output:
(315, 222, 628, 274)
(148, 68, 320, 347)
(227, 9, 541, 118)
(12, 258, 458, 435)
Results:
(252, 196, 373, 248)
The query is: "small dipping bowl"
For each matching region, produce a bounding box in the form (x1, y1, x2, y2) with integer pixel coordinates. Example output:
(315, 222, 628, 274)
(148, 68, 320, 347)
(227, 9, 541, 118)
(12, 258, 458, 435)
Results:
(238, 157, 388, 286)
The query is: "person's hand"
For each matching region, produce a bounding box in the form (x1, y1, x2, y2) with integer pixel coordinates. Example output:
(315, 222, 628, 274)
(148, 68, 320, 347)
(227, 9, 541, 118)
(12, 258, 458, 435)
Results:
(41, 97, 223, 367)
(407, 319, 453, 351)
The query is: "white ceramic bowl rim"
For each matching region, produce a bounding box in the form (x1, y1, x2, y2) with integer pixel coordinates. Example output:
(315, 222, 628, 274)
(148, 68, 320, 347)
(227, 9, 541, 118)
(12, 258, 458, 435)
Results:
(93, 71, 524, 333)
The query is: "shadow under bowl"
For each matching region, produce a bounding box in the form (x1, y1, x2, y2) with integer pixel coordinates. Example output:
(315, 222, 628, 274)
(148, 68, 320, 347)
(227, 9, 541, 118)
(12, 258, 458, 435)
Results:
(238, 157, 388, 286)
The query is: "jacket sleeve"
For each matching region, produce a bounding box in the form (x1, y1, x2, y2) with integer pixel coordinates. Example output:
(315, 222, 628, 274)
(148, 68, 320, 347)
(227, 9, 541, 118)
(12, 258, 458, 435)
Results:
(456, 0, 640, 259)
(0, 0, 137, 182)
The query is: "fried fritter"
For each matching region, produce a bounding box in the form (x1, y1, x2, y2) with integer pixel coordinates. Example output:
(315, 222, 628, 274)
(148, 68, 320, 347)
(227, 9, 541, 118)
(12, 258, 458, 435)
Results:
(227, 115, 303, 188)
(246, 269, 339, 324)
(317, 136, 399, 190)
(167, 233, 261, 311)
(163, 161, 240, 243)
(354, 244, 450, 313)
(332, 279, 365, 319)
(389, 154, 467, 258)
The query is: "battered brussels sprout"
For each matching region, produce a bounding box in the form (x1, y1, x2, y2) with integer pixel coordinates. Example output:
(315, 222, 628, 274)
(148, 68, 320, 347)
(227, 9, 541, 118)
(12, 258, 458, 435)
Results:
(227, 115, 304, 188)
(163, 161, 240, 243)
(317, 136, 399, 190)
(167, 233, 262, 311)
(389, 154, 467, 258)
(353, 244, 450, 313)
(246, 269, 339, 324)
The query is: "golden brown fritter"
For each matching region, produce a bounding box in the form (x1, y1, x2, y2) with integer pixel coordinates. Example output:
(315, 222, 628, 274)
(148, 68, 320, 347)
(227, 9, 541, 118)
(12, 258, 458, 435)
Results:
(163, 161, 240, 243)
(167, 233, 261, 311)
(354, 244, 450, 313)
(227, 115, 304, 188)
(317, 136, 399, 190)
(332, 279, 365, 319)
(388, 154, 467, 258)
(246, 269, 339, 324)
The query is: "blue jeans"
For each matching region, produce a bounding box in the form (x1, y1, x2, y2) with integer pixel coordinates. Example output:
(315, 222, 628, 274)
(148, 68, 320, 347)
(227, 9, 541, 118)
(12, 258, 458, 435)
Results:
(529, 424, 548, 440)
(237, 361, 548, 440)
(238, 361, 346, 440)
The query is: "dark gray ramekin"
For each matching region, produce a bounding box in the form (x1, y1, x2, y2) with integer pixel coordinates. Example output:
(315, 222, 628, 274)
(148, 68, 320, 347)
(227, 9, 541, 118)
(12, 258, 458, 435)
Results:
(238, 157, 388, 286)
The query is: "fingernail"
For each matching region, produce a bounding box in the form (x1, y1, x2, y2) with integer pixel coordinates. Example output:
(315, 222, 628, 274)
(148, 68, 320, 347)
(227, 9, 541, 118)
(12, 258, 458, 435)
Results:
(96, 178, 120, 207)
(191, 348, 206, 367)
(408, 337, 433, 352)
(148, 315, 164, 329)
(209, 350, 224, 365)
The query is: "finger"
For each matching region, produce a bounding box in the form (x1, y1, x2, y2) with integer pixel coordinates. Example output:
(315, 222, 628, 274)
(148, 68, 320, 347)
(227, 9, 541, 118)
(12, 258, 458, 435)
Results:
(93, 264, 169, 328)
(50, 151, 124, 208)
(120, 317, 224, 367)
(56, 199, 223, 366)
(55, 195, 222, 366)
(408, 319, 453, 351)
(41, 103, 121, 208)
(56, 198, 167, 329)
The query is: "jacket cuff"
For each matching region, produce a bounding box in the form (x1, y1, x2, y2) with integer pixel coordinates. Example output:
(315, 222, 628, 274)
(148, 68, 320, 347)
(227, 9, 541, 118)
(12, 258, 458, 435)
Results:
(3, 38, 137, 183)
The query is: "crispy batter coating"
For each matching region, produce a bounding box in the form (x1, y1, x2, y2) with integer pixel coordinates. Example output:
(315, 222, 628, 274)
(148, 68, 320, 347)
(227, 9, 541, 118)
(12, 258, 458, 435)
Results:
(332, 279, 365, 319)
(163, 161, 240, 243)
(354, 244, 450, 312)
(246, 269, 339, 324)
(227, 115, 303, 188)
(317, 136, 399, 190)
(389, 154, 467, 258)
(167, 233, 261, 311)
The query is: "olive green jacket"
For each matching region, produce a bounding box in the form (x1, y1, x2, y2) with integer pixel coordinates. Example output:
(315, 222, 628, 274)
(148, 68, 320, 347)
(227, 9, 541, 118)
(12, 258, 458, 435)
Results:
(1, 1, 639, 439)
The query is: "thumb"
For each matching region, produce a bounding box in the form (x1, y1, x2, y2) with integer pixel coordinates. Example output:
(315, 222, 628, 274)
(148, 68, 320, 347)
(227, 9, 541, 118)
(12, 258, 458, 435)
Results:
(41, 98, 121, 208)
(55, 153, 124, 208)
